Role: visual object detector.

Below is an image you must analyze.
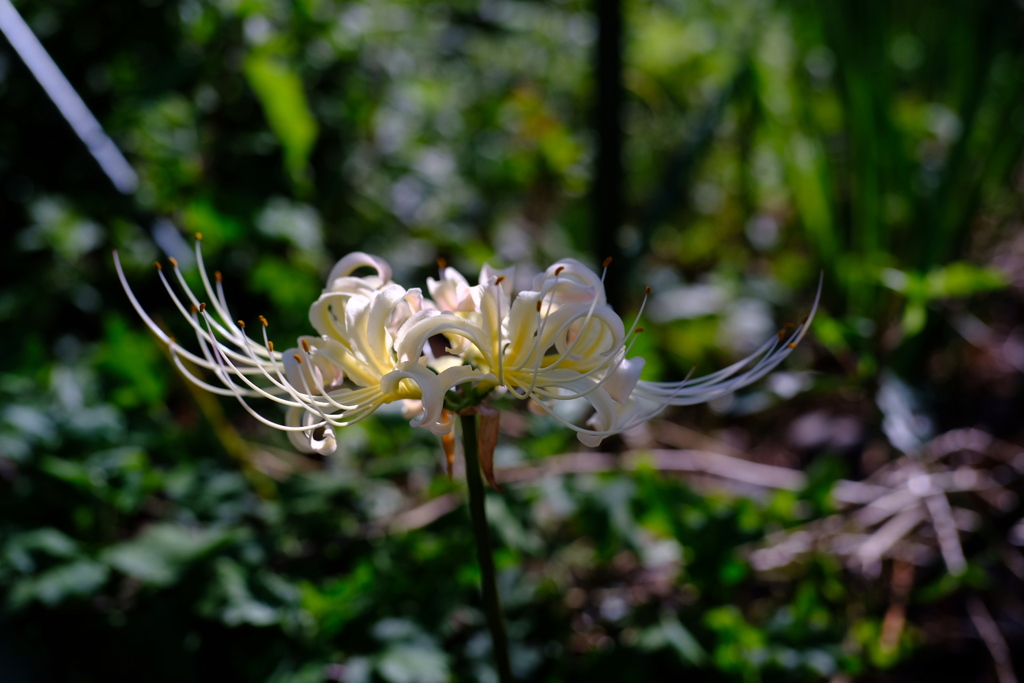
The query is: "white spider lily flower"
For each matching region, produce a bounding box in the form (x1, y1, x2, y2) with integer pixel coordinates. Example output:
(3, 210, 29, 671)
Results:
(505, 260, 821, 446)
(427, 261, 476, 313)
(390, 256, 819, 447)
(115, 240, 818, 457)
(113, 240, 493, 455)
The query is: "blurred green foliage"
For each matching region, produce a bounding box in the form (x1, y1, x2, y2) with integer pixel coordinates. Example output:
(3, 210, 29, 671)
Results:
(1, 0, 1022, 680)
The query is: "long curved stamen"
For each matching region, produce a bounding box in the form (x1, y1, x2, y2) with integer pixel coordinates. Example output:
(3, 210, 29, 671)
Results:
(166, 257, 243, 345)
(493, 275, 506, 386)
(167, 344, 264, 397)
(215, 270, 274, 360)
(175, 245, 273, 362)
(114, 252, 172, 345)
(538, 277, 823, 443)
(291, 353, 344, 429)
(636, 332, 807, 406)
(116, 255, 255, 380)
(622, 286, 651, 346)
(193, 235, 241, 338)
(638, 335, 779, 392)
(157, 265, 269, 373)
(523, 266, 565, 396)
(636, 279, 821, 402)
(529, 329, 645, 403)
(295, 340, 371, 413)
(510, 267, 563, 374)
(232, 322, 349, 408)
(194, 235, 241, 337)
(197, 310, 329, 433)
(531, 341, 637, 403)
(118, 253, 278, 378)
(542, 283, 604, 371)
(186, 305, 278, 388)
(637, 338, 787, 402)
(516, 301, 622, 384)
(197, 309, 318, 408)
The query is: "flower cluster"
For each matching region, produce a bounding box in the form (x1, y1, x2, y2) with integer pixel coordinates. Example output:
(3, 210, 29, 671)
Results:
(114, 241, 818, 456)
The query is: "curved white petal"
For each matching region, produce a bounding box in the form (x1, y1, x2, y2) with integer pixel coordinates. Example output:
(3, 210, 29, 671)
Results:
(427, 266, 476, 313)
(380, 361, 446, 432)
(605, 356, 646, 404)
(325, 252, 392, 293)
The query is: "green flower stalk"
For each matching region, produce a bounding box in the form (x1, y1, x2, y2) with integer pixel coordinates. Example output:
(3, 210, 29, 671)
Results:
(115, 240, 818, 682)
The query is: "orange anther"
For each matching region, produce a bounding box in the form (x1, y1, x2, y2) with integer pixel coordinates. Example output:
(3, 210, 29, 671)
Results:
(198, 302, 206, 313)
(644, 286, 652, 296)
(259, 315, 268, 327)
(154, 261, 162, 270)
(195, 232, 203, 241)
(293, 354, 303, 363)
(635, 327, 644, 334)
(189, 304, 198, 315)
(787, 342, 798, 349)
(555, 266, 565, 276)
(237, 320, 245, 329)
(168, 257, 178, 268)
(602, 257, 613, 268)
(494, 276, 505, 285)
(437, 257, 447, 270)
(215, 271, 222, 282)
(267, 341, 275, 351)
(301, 339, 311, 353)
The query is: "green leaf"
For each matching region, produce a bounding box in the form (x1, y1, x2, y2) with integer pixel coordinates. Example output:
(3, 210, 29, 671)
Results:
(8, 560, 109, 610)
(881, 263, 1007, 300)
(248, 256, 320, 321)
(376, 644, 449, 683)
(101, 524, 234, 586)
(925, 262, 1007, 299)
(40, 448, 158, 513)
(97, 314, 167, 408)
(638, 612, 708, 666)
(301, 560, 375, 636)
(243, 50, 319, 186)
(485, 495, 543, 555)
(3, 528, 80, 573)
(203, 557, 280, 627)
(182, 198, 244, 244)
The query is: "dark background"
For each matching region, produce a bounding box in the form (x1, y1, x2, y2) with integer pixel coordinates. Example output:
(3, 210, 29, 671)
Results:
(2, 0, 1024, 680)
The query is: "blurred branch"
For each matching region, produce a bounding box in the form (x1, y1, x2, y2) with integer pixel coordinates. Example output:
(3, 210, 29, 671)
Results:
(0, 0, 137, 193)
(855, 507, 925, 569)
(367, 426, 1022, 559)
(967, 595, 1020, 683)
(923, 487, 967, 576)
(369, 446, 809, 536)
(751, 427, 1021, 576)
(499, 449, 806, 490)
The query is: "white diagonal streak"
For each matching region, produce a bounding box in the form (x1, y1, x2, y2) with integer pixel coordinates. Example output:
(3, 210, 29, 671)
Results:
(0, 0, 138, 193)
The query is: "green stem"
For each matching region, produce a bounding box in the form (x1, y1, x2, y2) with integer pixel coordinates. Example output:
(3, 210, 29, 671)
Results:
(461, 412, 513, 683)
